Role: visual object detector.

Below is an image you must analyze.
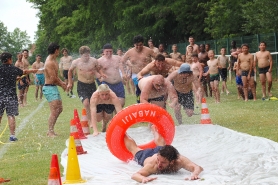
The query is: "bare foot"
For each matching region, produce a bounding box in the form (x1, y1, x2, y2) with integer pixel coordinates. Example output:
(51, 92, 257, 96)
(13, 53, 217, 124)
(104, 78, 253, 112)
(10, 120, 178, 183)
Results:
(226, 91, 230, 95)
(47, 132, 58, 137)
(268, 92, 272, 97)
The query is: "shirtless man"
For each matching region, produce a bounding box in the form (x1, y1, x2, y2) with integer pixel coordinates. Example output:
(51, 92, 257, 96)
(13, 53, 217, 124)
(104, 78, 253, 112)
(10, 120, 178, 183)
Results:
(98, 44, 125, 107)
(148, 39, 159, 54)
(67, 46, 101, 125)
(31, 54, 45, 101)
(167, 63, 195, 125)
(190, 53, 203, 105)
(185, 45, 193, 64)
(186, 36, 199, 55)
(205, 43, 210, 53)
(237, 44, 256, 101)
(15, 50, 30, 106)
(204, 50, 220, 103)
(90, 84, 122, 136)
(158, 44, 165, 55)
(170, 44, 182, 61)
(138, 75, 178, 109)
(217, 47, 230, 95)
(198, 44, 212, 97)
(137, 54, 182, 79)
(124, 125, 203, 183)
(121, 35, 156, 102)
(59, 48, 74, 97)
(43, 43, 67, 137)
(254, 41, 273, 99)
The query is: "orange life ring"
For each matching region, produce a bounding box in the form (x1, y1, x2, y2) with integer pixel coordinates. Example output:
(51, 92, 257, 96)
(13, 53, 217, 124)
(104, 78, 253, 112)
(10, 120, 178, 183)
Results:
(106, 103, 175, 162)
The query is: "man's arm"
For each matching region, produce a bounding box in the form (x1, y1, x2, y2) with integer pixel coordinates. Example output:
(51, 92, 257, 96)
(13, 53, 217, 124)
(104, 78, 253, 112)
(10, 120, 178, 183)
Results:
(67, 60, 77, 90)
(166, 79, 178, 108)
(137, 63, 153, 80)
(249, 54, 254, 76)
(89, 95, 100, 136)
(197, 63, 203, 81)
(166, 70, 178, 81)
(111, 92, 123, 113)
(131, 164, 157, 183)
(59, 59, 63, 77)
(166, 58, 182, 67)
(236, 55, 241, 76)
(180, 155, 203, 180)
(268, 51, 273, 72)
(139, 83, 151, 103)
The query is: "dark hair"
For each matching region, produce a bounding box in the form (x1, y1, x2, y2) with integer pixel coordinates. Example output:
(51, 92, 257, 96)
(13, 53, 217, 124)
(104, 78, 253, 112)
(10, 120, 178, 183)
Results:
(117, 48, 122, 51)
(133, 35, 144, 44)
(191, 53, 198, 58)
(48, 43, 60, 54)
(205, 43, 210, 47)
(260, 41, 267, 46)
(0, 52, 12, 63)
(148, 39, 153, 43)
(155, 54, 165, 61)
(241, 43, 249, 48)
(103, 43, 113, 49)
(22, 49, 29, 53)
(158, 145, 179, 162)
(61, 48, 68, 53)
(221, 47, 226, 50)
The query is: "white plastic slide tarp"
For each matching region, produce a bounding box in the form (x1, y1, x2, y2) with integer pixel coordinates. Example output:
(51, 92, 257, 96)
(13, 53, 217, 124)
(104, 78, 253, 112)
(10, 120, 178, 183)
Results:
(61, 125, 278, 185)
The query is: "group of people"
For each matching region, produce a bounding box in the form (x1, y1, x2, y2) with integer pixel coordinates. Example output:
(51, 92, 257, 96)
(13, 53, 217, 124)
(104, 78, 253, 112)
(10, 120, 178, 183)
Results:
(0, 34, 274, 183)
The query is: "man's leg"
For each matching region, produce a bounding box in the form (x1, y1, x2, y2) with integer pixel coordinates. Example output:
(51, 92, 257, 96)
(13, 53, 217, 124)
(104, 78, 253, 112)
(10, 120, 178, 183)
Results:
(259, 73, 266, 98)
(102, 112, 112, 132)
(214, 80, 220, 103)
(83, 98, 91, 125)
(35, 85, 39, 100)
(241, 76, 248, 101)
(23, 87, 28, 106)
(124, 134, 141, 156)
(39, 86, 43, 100)
(47, 100, 63, 136)
(7, 115, 16, 136)
(151, 125, 165, 146)
(119, 97, 125, 108)
(266, 72, 272, 97)
(249, 77, 256, 100)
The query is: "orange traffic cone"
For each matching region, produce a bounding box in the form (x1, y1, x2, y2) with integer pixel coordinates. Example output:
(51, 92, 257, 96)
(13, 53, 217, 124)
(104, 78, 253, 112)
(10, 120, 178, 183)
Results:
(70, 119, 87, 155)
(73, 109, 87, 139)
(48, 167, 60, 185)
(0, 178, 10, 183)
(80, 108, 90, 135)
(50, 154, 62, 185)
(63, 136, 86, 184)
(200, 98, 212, 124)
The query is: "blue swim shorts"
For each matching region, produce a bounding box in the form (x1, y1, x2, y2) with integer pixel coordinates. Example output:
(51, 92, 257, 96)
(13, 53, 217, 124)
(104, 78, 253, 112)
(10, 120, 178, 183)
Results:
(42, 85, 61, 102)
(35, 74, 45, 86)
(102, 81, 125, 98)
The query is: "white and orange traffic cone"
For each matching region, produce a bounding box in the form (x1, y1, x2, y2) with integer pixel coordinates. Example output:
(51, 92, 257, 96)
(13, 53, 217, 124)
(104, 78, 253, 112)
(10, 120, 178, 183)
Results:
(80, 108, 90, 135)
(200, 98, 212, 124)
(50, 154, 62, 185)
(48, 167, 60, 185)
(73, 109, 87, 139)
(70, 119, 87, 155)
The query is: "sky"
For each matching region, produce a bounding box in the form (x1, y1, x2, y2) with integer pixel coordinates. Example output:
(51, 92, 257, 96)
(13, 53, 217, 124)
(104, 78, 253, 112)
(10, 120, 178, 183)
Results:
(0, 0, 39, 42)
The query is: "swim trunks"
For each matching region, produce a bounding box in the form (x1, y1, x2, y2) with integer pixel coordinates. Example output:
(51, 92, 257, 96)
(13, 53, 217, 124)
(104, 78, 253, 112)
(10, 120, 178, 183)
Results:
(132, 73, 150, 103)
(148, 95, 165, 102)
(219, 68, 228, 81)
(258, 66, 270, 74)
(96, 104, 115, 114)
(176, 90, 194, 110)
(0, 96, 19, 117)
(102, 81, 125, 98)
(63, 70, 69, 79)
(241, 70, 254, 77)
(210, 74, 220, 82)
(77, 81, 97, 103)
(134, 146, 162, 166)
(42, 85, 61, 102)
(34, 74, 45, 86)
(17, 76, 28, 90)
(236, 75, 243, 86)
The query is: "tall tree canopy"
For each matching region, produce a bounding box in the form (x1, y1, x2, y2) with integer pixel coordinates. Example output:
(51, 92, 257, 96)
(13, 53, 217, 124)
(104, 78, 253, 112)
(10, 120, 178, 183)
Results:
(28, 0, 278, 55)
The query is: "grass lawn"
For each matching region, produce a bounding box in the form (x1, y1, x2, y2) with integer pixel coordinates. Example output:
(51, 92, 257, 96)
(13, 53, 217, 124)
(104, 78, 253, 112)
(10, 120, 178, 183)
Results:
(0, 79, 277, 184)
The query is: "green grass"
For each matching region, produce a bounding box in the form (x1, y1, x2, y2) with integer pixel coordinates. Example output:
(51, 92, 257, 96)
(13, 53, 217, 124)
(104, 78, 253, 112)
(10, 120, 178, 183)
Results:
(0, 79, 278, 184)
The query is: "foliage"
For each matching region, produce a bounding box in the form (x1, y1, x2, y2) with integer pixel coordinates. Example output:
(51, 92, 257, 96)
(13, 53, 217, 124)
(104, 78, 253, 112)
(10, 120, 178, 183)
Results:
(0, 21, 31, 62)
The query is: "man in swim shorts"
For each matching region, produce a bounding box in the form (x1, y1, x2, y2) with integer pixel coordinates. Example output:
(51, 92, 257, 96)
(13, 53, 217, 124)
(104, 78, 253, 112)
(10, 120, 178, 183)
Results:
(121, 35, 156, 102)
(90, 84, 122, 136)
(43, 43, 67, 137)
(137, 54, 182, 79)
(59, 48, 75, 97)
(167, 63, 195, 124)
(124, 125, 203, 183)
(67, 46, 103, 125)
(0, 52, 38, 141)
(237, 44, 256, 101)
(32, 54, 45, 101)
(98, 43, 126, 107)
(138, 75, 178, 109)
(254, 41, 273, 99)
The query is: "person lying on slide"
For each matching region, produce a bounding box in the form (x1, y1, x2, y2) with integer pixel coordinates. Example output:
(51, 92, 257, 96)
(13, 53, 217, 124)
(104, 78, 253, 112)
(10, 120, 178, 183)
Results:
(124, 125, 203, 183)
